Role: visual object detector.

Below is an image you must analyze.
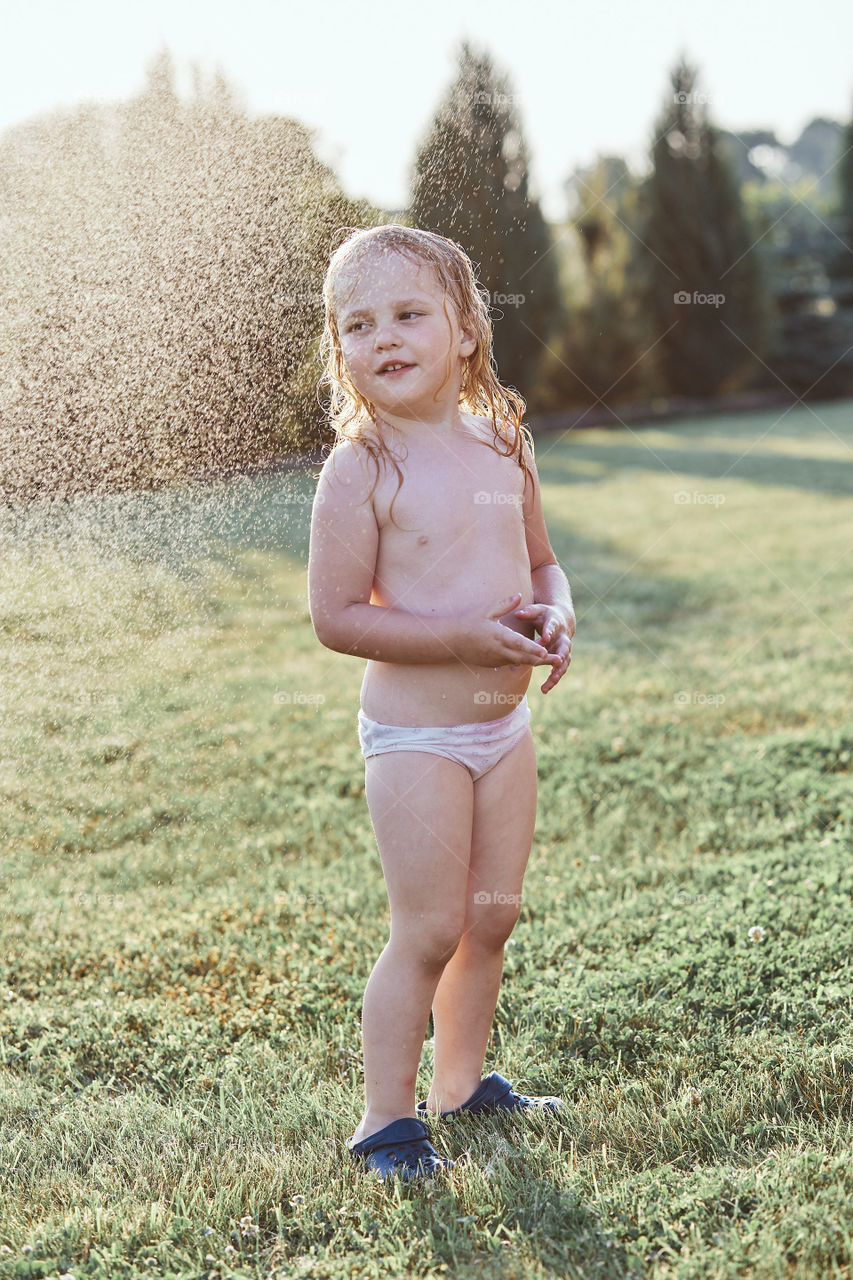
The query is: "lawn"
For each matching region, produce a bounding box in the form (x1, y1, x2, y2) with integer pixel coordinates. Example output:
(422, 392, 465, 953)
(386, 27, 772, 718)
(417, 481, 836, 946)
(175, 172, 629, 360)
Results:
(1, 398, 851, 1279)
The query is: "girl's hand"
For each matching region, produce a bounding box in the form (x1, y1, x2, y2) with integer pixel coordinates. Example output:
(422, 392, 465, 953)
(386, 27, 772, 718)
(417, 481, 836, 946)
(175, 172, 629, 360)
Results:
(456, 593, 561, 669)
(513, 602, 574, 694)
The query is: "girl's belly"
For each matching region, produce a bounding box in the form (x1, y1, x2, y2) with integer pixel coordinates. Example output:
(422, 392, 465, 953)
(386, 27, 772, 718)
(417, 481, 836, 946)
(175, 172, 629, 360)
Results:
(360, 660, 534, 727)
(359, 602, 538, 727)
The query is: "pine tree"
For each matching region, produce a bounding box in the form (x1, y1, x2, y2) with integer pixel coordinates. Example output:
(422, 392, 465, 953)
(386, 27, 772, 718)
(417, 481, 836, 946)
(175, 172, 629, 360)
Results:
(634, 54, 772, 397)
(837, 104, 853, 276)
(409, 40, 563, 409)
(537, 156, 654, 410)
(818, 96, 853, 397)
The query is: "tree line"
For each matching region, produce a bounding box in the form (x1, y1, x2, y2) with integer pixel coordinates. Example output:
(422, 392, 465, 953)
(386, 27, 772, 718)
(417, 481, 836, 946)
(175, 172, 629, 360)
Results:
(1, 42, 851, 498)
(412, 43, 853, 418)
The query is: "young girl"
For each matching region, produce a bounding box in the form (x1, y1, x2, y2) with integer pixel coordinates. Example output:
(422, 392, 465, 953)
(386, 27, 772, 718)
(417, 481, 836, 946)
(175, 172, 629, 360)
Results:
(307, 224, 575, 1182)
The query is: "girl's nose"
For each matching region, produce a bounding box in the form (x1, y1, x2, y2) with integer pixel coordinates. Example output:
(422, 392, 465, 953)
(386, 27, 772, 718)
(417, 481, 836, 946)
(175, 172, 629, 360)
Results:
(373, 318, 400, 344)
(374, 327, 399, 347)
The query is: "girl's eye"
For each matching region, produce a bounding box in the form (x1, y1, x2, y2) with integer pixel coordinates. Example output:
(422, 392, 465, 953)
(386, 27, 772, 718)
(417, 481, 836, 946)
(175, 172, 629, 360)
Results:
(347, 312, 420, 332)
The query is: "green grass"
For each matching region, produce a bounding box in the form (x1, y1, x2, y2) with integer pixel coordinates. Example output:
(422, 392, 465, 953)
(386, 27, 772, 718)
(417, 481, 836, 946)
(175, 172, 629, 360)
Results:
(1, 398, 851, 1280)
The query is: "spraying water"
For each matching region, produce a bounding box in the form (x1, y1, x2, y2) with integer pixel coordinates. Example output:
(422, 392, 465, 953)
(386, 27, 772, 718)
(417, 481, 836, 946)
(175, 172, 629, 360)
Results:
(0, 52, 362, 501)
(0, 50, 377, 844)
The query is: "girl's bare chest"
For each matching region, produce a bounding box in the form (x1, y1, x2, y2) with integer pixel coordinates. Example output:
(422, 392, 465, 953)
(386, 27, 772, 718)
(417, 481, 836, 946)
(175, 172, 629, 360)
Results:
(371, 441, 525, 544)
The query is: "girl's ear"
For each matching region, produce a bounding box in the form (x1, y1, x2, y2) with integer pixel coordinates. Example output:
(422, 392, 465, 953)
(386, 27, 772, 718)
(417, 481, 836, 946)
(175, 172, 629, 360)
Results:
(460, 327, 477, 358)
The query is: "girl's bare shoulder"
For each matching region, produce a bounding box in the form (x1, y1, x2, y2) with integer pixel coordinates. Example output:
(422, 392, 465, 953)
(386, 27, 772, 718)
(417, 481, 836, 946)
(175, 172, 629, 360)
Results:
(462, 411, 499, 443)
(322, 432, 381, 482)
(462, 411, 530, 455)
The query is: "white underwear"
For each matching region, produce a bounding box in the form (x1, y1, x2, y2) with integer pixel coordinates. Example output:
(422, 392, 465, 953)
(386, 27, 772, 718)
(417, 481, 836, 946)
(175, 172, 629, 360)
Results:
(357, 695, 531, 782)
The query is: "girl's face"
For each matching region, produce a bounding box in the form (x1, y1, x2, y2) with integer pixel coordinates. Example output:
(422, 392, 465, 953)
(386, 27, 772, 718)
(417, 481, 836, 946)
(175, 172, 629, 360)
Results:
(335, 250, 476, 423)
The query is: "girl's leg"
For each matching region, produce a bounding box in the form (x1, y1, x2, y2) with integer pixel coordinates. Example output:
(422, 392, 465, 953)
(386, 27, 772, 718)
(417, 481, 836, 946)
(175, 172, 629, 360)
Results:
(425, 729, 538, 1113)
(351, 750, 475, 1145)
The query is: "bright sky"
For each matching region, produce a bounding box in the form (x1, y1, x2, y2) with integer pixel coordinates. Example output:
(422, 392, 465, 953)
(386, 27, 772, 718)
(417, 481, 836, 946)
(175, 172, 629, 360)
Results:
(3, 0, 852, 221)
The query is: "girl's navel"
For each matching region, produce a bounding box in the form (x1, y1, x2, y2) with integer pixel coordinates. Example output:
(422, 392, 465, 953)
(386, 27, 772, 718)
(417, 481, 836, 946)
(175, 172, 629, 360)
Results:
(417, 535, 429, 545)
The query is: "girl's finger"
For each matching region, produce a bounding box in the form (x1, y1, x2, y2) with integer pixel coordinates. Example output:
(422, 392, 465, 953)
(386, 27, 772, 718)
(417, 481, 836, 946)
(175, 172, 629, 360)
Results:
(519, 645, 547, 662)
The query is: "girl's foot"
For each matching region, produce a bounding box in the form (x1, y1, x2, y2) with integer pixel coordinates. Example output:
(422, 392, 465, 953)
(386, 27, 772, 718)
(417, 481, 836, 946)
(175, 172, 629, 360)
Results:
(422, 1075, 484, 1116)
(351, 1110, 419, 1145)
(347, 1118, 453, 1181)
(418, 1071, 564, 1118)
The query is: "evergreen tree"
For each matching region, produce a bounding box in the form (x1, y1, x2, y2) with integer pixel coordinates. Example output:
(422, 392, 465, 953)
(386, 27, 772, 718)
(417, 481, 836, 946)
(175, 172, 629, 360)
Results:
(537, 156, 654, 410)
(749, 176, 853, 398)
(818, 97, 853, 396)
(837, 103, 853, 269)
(409, 40, 563, 410)
(634, 54, 772, 397)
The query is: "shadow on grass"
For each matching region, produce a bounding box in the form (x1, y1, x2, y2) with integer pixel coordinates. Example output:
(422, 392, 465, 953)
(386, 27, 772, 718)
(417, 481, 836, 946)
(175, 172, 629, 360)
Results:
(531, 397, 853, 496)
(536, 442, 853, 496)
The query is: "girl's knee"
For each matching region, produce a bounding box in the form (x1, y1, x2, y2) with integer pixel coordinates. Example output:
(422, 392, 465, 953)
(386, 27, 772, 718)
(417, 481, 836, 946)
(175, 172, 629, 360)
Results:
(467, 899, 522, 949)
(391, 913, 466, 969)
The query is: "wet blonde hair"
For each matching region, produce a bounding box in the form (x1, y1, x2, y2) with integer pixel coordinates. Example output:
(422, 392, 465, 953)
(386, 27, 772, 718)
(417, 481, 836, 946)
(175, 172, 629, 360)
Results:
(317, 223, 535, 528)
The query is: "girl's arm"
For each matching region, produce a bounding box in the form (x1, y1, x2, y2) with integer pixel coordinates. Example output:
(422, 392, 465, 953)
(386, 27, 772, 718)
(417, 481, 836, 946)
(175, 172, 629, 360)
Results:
(518, 439, 575, 630)
(307, 441, 458, 663)
(513, 437, 575, 692)
(530, 562, 575, 634)
(307, 441, 553, 668)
